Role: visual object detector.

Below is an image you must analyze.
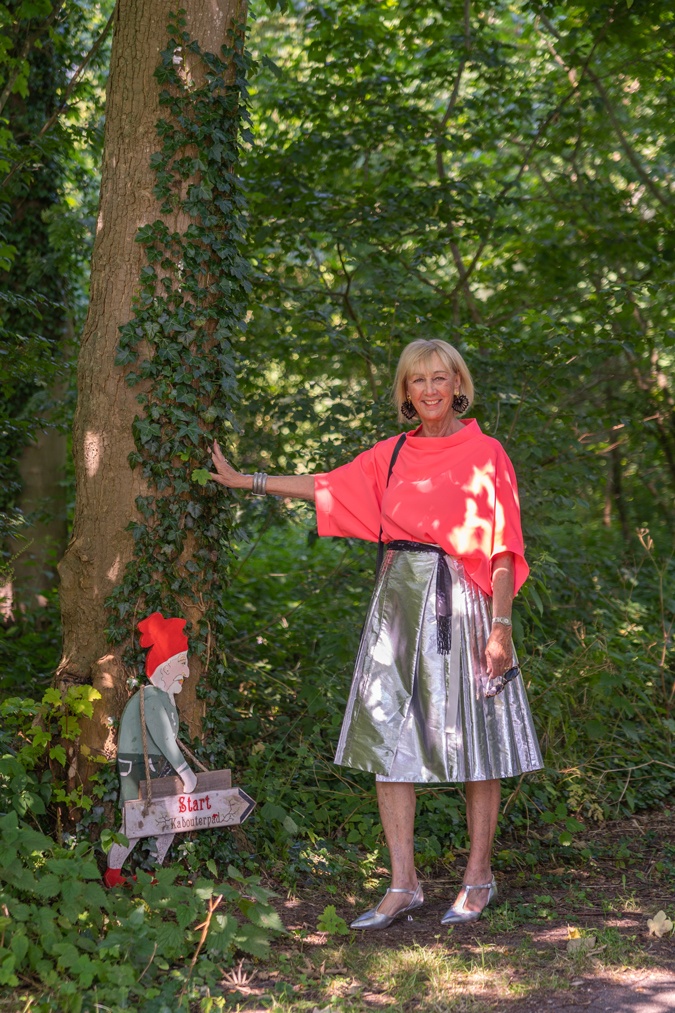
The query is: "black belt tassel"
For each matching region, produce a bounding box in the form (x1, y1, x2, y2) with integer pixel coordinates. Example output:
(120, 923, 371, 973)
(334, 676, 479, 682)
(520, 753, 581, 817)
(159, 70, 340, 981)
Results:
(435, 557, 452, 655)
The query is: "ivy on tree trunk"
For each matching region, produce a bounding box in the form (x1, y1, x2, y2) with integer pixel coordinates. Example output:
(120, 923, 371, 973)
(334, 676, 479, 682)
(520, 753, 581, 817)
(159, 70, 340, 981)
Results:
(56, 1, 249, 798)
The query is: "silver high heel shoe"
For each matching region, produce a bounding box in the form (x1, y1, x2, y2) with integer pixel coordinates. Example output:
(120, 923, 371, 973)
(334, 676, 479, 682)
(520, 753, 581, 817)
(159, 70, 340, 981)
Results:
(350, 883, 424, 930)
(440, 875, 497, 925)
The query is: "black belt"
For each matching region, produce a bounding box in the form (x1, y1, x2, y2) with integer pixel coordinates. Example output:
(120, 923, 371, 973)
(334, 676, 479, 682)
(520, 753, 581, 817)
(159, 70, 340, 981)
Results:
(387, 539, 444, 555)
(385, 541, 452, 654)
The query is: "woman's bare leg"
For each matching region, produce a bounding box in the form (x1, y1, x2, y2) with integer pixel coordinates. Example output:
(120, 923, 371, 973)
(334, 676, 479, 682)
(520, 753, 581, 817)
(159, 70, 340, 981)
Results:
(374, 780, 420, 916)
(451, 778, 501, 912)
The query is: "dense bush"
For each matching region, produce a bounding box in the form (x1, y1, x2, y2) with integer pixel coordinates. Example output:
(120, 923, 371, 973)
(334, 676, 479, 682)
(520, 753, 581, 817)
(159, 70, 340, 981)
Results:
(0, 811, 281, 1012)
(0, 682, 283, 1012)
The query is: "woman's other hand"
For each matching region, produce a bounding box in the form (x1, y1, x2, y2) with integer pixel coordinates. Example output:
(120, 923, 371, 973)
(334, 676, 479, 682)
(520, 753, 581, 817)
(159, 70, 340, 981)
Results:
(485, 625, 512, 681)
(487, 552, 515, 681)
(210, 440, 250, 490)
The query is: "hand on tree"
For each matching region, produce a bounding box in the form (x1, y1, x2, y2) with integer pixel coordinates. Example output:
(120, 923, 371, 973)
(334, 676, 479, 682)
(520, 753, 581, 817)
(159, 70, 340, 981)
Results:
(180, 767, 197, 794)
(210, 440, 249, 489)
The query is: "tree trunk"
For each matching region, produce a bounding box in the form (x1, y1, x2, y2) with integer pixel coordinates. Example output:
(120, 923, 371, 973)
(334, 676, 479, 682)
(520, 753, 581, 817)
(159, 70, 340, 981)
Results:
(56, 0, 246, 789)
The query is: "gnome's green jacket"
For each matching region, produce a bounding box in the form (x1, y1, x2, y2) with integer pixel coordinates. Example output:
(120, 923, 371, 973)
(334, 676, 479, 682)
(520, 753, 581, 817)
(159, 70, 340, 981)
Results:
(117, 686, 188, 804)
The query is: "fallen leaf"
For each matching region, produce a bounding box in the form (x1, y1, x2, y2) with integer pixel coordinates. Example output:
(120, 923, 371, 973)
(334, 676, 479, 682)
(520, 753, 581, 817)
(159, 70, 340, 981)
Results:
(647, 910, 673, 937)
(567, 935, 596, 953)
(567, 926, 582, 939)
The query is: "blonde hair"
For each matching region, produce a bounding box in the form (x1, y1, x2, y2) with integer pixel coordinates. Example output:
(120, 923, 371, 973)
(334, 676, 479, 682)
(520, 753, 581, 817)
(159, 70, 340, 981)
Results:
(392, 339, 474, 422)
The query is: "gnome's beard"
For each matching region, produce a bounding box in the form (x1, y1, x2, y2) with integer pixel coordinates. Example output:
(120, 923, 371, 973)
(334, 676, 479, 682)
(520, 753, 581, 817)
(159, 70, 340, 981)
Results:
(150, 655, 189, 698)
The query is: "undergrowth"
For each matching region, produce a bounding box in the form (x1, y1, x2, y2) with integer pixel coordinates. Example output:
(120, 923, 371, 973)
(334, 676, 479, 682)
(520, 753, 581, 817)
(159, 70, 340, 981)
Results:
(0, 510, 673, 1010)
(193, 513, 675, 886)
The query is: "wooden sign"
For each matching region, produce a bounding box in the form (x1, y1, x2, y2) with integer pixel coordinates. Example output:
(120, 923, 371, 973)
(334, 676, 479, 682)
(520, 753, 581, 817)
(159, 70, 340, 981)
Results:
(123, 768, 255, 841)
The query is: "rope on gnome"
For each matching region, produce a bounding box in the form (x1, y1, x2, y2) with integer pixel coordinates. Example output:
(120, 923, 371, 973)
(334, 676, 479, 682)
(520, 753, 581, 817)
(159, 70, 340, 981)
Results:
(139, 683, 210, 818)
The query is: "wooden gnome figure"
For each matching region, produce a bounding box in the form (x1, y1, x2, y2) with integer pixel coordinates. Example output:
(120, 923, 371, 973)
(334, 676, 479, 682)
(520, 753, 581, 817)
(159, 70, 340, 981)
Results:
(104, 612, 198, 887)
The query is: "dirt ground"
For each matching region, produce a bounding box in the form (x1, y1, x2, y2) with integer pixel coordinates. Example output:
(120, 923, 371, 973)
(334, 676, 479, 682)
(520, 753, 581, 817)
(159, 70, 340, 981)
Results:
(222, 807, 675, 1012)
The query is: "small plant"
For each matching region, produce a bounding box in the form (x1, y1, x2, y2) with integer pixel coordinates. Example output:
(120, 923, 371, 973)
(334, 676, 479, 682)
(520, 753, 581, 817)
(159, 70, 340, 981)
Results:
(316, 904, 350, 936)
(0, 686, 106, 822)
(485, 901, 518, 933)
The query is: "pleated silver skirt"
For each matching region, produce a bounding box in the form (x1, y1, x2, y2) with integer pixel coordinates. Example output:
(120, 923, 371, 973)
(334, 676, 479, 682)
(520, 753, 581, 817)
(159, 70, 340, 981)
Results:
(334, 545, 544, 783)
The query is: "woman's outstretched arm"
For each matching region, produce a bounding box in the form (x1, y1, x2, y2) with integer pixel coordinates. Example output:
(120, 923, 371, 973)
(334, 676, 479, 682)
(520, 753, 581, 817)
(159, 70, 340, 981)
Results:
(210, 440, 315, 501)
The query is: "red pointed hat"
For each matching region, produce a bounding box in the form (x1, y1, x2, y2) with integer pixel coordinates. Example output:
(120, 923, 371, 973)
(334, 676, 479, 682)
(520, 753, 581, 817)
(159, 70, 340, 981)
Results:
(137, 612, 188, 678)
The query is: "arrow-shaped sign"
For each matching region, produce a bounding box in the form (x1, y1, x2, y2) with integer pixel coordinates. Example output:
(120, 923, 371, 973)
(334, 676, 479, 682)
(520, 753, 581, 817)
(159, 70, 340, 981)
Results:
(124, 785, 256, 840)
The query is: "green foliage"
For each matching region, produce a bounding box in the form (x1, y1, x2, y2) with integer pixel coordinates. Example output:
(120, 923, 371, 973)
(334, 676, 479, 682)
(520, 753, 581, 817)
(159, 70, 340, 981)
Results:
(241, 0, 675, 519)
(316, 904, 349, 935)
(0, 811, 282, 1010)
(0, 683, 112, 822)
(0, 0, 113, 583)
(107, 10, 251, 679)
(0, 1, 112, 194)
(0, 587, 61, 689)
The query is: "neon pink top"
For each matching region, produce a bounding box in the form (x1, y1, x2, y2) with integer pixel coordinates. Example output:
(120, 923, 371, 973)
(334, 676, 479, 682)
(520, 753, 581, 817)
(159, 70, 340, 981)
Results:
(314, 419, 528, 596)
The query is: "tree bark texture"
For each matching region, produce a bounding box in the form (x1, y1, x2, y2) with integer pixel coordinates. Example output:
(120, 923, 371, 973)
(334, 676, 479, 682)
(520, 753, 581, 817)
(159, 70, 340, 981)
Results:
(56, 0, 246, 787)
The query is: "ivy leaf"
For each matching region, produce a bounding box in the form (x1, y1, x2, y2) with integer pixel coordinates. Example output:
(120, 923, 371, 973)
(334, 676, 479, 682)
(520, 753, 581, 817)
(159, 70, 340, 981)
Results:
(191, 468, 211, 486)
(177, 420, 203, 445)
(261, 54, 283, 79)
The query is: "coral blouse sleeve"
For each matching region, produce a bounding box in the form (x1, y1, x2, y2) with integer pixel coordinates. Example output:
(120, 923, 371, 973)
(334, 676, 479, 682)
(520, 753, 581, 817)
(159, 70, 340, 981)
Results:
(492, 446, 529, 594)
(313, 444, 385, 543)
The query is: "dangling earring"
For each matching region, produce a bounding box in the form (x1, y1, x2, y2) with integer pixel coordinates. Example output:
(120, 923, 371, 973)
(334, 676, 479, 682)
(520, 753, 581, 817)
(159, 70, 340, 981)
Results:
(400, 395, 417, 420)
(452, 392, 470, 414)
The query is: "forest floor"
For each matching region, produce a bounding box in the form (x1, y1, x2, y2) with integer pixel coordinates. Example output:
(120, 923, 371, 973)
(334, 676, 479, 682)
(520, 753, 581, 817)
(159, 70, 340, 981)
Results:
(221, 807, 675, 1013)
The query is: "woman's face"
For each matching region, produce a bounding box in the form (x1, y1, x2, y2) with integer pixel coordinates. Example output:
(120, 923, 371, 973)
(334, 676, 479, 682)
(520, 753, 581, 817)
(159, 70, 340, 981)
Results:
(406, 353, 459, 426)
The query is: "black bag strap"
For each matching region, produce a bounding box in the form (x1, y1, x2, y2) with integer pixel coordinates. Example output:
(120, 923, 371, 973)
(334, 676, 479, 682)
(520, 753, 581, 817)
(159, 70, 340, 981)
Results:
(375, 433, 407, 578)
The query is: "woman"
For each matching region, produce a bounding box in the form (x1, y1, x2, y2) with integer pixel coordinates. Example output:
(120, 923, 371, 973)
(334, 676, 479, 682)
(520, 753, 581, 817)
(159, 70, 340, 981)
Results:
(210, 338, 543, 929)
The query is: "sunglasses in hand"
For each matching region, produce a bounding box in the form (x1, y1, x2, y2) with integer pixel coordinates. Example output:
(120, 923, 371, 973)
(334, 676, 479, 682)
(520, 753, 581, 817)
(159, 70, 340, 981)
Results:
(485, 665, 520, 698)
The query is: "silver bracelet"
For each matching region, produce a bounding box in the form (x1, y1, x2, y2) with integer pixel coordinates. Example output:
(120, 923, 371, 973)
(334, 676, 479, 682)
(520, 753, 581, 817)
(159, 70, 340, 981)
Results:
(492, 616, 512, 627)
(251, 472, 268, 496)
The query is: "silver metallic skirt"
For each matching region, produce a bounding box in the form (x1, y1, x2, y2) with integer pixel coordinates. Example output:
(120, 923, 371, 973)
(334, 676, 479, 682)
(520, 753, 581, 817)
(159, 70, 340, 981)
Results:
(334, 544, 543, 783)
